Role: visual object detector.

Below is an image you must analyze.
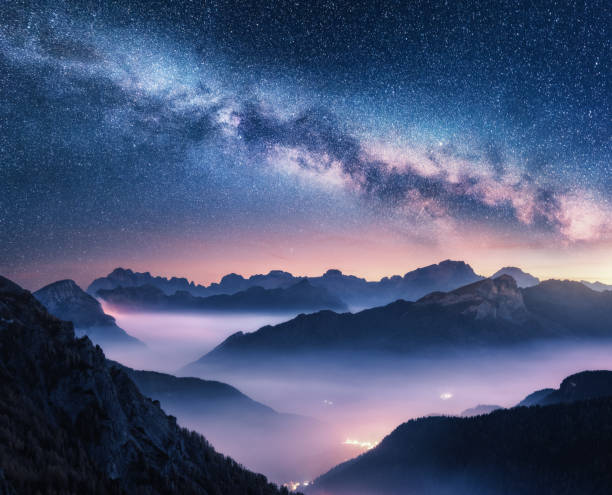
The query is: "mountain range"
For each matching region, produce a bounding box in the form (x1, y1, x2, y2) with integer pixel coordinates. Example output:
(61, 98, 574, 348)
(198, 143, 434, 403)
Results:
(308, 370, 612, 495)
(86, 262, 610, 312)
(96, 279, 348, 313)
(580, 280, 612, 292)
(0, 275, 295, 494)
(491, 266, 539, 287)
(34, 279, 143, 347)
(87, 260, 484, 308)
(188, 275, 612, 371)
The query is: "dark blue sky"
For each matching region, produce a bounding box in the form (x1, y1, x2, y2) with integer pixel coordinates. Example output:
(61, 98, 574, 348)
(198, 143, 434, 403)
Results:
(1, 0, 610, 288)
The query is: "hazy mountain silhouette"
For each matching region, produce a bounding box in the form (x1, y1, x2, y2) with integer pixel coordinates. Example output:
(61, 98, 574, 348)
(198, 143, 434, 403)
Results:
(580, 280, 612, 292)
(0, 275, 293, 494)
(87, 260, 483, 308)
(111, 362, 278, 419)
(491, 266, 539, 287)
(460, 404, 502, 417)
(112, 361, 313, 429)
(307, 391, 612, 495)
(97, 279, 348, 313)
(516, 388, 556, 407)
(34, 279, 143, 347)
(522, 280, 612, 336)
(517, 370, 612, 407)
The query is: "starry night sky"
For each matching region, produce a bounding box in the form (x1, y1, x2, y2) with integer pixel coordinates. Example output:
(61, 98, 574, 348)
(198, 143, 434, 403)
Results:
(1, 0, 611, 288)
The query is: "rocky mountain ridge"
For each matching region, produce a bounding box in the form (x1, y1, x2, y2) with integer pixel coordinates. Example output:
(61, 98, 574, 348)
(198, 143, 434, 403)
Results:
(97, 279, 348, 313)
(0, 275, 293, 495)
(34, 279, 143, 347)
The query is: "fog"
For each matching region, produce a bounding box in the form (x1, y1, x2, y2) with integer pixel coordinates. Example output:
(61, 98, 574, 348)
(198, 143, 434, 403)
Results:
(100, 307, 612, 487)
(101, 303, 296, 372)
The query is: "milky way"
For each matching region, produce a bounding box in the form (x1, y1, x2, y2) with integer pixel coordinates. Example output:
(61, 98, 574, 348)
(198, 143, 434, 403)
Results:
(1, 0, 610, 288)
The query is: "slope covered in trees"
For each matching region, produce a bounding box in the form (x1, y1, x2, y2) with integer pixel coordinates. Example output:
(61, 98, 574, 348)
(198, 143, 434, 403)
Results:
(309, 397, 612, 495)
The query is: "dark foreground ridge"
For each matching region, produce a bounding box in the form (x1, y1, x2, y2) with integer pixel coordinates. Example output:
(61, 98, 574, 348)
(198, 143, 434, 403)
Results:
(517, 370, 612, 407)
(308, 388, 612, 494)
(0, 275, 294, 495)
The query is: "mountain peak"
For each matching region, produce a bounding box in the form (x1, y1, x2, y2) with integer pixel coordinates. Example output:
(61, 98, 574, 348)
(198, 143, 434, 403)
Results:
(418, 275, 527, 321)
(403, 259, 481, 281)
(492, 267, 539, 287)
(109, 267, 136, 278)
(0, 275, 28, 296)
(35, 279, 93, 305)
(34, 279, 143, 347)
(323, 269, 343, 277)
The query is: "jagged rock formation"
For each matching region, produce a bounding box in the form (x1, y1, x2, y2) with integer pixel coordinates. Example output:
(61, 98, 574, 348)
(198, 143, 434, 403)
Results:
(88, 268, 211, 296)
(492, 266, 540, 287)
(0, 276, 292, 495)
(97, 279, 348, 313)
(34, 279, 143, 347)
(417, 275, 529, 322)
(187, 276, 612, 370)
(87, 260, 483, 308)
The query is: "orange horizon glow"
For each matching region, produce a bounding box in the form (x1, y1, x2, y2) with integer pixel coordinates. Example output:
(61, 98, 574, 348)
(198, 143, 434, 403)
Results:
(5, 219, 612, 292)
(6, 231, 612, 292)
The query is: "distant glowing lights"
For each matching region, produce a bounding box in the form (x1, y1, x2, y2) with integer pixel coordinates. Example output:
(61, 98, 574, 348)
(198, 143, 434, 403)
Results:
(283, 481, 310, 491)
(440, 392, 454, 400)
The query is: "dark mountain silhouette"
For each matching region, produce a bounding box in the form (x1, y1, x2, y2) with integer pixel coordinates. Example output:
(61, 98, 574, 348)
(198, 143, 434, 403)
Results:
(460, 404, 502, 417)
(34, 279, 143, 347)
(88, 267, 211, 296)
(376, 260, 484, 302)
(0, 275, 294, 495)
(188, 276, 612, 370)
(97, 279, 348, 313)
(87, 260, 483, 308)
(307, 393, 612, 495)
(522, 280, 612, 336)
(516, 388, 556, 407)
(111, 362, 278, 420)
(491, 266, 539, 287)
(517, 370, 612, 407)
(112, 362, 314, 430)
(211, 270, 299, 292)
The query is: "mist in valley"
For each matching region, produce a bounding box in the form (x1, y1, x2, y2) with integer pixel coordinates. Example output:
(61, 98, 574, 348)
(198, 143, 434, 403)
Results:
(101, 304, 297, 372)
(101, 307, 612, 487)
